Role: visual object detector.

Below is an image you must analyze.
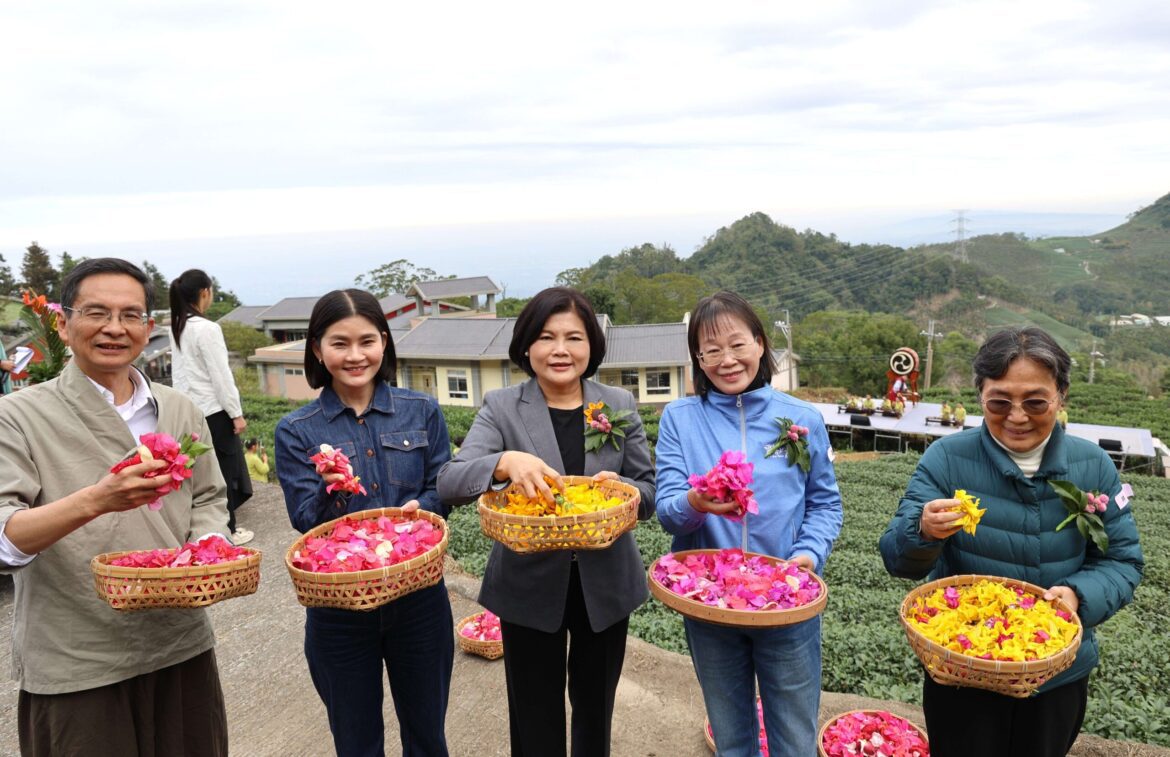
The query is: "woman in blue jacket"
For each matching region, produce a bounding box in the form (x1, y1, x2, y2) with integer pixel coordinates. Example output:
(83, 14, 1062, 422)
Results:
(880, 327, 1143, 757)
(656, 291, 843, 757)
(276, 289, 454, 757)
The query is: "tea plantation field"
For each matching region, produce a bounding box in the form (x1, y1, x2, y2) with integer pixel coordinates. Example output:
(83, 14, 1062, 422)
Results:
(447, 454, 1170, 746)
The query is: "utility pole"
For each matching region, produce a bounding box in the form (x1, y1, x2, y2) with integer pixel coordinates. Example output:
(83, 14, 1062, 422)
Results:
(953, 210, 969, 264)
(1088, 340, 1104, 384)
(775, 312, 795, 390)
(920, 319, 944, 390)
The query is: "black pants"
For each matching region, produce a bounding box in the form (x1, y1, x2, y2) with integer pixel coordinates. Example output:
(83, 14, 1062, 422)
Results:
(205, 411, 252, 531)
(923, 673, 1089, 757)
(499, 562, 629, 757)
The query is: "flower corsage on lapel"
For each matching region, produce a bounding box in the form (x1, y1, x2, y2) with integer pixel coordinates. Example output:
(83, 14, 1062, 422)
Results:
(764, 417, 811, 473)
(583, 401, 634, 453)
(1050, 480, 1133, 553)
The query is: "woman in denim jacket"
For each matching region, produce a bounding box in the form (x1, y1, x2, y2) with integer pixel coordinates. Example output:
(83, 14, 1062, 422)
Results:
(275, 288, 453, 757)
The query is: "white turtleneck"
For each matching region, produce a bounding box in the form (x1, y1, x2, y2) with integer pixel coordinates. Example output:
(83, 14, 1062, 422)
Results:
(991, 431, 1053, 477)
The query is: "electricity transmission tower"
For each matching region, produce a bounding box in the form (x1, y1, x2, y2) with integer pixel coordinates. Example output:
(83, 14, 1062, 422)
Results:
(953, 210, 969, 264)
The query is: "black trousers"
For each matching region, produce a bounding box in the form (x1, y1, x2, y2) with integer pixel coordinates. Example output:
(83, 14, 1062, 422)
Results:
(205, 410, 252, 531)
(499, 562, 629, 757)
(923, 673, 1089, 757)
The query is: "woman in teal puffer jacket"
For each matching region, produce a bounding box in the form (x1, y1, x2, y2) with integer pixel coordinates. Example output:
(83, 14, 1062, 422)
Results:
(880, 327, 1142, 757)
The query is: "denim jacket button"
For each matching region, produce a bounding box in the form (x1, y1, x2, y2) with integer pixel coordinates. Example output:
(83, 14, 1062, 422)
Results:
(403, 439, 410, 447)
(366, 449, 374, 457)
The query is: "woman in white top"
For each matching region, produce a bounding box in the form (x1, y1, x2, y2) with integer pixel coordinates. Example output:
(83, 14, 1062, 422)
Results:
(169, 269, 254, 545)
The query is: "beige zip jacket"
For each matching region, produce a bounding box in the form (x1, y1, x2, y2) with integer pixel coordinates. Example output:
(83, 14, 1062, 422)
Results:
(0, 362, 229, 694)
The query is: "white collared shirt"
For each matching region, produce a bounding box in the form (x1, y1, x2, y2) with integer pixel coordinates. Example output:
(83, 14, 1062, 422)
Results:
(0, 368, 159, 566)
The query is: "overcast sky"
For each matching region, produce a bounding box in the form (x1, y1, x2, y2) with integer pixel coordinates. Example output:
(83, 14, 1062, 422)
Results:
(1, 1, 1167, 303)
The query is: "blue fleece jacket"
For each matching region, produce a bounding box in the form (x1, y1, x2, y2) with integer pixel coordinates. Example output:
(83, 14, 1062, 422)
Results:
(655, 385, 843, 573)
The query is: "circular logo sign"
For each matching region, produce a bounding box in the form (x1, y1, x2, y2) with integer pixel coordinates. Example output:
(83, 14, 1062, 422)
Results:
(890, 348, 919, 376)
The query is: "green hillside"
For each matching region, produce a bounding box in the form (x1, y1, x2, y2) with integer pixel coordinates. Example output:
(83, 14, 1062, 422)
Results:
(917, 192, 1170, 319)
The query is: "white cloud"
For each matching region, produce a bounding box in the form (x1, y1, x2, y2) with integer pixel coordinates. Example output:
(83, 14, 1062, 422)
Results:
(0, 0, 1166, 259)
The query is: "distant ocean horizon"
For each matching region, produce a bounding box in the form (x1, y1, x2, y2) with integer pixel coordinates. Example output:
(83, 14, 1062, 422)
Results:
(67, 209, 1126, 305)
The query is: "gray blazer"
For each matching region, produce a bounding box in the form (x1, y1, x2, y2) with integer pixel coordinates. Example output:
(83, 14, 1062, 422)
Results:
(437, 378, 655, 632)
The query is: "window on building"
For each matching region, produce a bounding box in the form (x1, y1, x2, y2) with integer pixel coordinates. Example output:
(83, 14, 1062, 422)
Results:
(620, 369, 639, 388)
(285, 367, 304, 376)
(447, 369, 469, 399)
(646, 368, 671, 395)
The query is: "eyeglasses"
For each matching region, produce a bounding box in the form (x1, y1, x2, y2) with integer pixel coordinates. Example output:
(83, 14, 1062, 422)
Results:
(980, 397, 1060, 416)
(696, 344, 757, 367)
(63, 305, 150, 328)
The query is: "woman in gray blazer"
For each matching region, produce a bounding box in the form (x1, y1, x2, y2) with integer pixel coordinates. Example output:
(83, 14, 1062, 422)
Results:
(438, 287, 655, 757)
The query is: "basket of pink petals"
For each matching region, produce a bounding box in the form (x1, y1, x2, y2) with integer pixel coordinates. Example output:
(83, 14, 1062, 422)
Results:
(91, 535, 261, 611)
(285, 507, 448, 611)
(818, 710, 929, 757)
(456, 610, 504, 660)
(648, 548, 827, 627)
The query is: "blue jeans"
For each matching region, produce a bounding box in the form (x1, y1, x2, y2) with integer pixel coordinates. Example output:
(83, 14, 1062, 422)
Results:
(685, 615, 822, 757)
(304, 582, 454, 757)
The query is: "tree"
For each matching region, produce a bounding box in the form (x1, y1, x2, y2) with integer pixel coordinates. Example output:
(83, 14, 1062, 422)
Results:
(141, 260, 170, 313)
(59, 252, 83, 278)
(206, 276, 243, 321)
(355, 259, 444, 298)
(0, 252, 15, 296)
(220, 320, 275, 355)
(794, 310, 923, 392)
(21, 242, 59, 301)
(495, 297, 530, 317)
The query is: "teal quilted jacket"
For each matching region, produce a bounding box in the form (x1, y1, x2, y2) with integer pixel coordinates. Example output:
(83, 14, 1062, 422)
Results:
(879, 423, 1143, 691)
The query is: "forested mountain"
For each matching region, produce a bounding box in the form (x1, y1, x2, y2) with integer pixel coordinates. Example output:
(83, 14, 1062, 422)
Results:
(558, 192, 1170, 393)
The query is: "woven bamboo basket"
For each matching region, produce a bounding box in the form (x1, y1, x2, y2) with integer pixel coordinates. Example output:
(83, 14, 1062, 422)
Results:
(91, 548, 261, 611)
(648, 549, 828, 628)
(899, 573, 1083, 698)
(817, 710, 929, 756)
(285, 507, 448, 611)
(477, 476, 639, 554)
(455, 612, 504, 660)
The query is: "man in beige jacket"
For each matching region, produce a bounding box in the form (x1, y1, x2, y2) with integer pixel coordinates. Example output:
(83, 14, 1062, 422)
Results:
(0, 258, 230, 756)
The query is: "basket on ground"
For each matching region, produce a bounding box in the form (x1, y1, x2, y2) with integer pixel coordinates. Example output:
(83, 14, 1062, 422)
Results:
(477, 475, 639, 554)
(817, 709, 929, 756)
(285, 507, 448, 611)
(648, 549, 828, 628)
(455, 613, 504, 660)
(91, 548, 261, 611)
(899, 574, 1082, 698)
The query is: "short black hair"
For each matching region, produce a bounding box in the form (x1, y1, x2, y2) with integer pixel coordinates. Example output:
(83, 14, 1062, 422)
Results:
(61, 258, 153, 312)
(244, 437, 259, 450)
(509, 287, 605, 378)
(304, 289, 396, 389)
(973, 327, 1070, 397)
(687, 290, 778, 397)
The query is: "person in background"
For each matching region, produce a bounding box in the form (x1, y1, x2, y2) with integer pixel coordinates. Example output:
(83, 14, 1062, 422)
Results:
(245, 437, 270, 484)
(437, 287, 655, 757)
(0, 258, 230, 756)
(0, 339, 13, 395)
(169, 269, 254, 546)
(1057, 406, 1069, 428)
(880, 327, 1142, 757)
(655, 290, 842, 757)
(275, 288, 454, 757)
(953, 401, 967, 427)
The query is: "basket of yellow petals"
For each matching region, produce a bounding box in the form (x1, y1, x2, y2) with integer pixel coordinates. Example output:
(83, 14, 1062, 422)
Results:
(477, 475, 640, 553)
(900, 574, 1082, 698)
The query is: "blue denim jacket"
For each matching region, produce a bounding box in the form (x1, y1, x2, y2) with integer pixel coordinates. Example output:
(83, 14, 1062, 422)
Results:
(275, 382, 452, 533)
